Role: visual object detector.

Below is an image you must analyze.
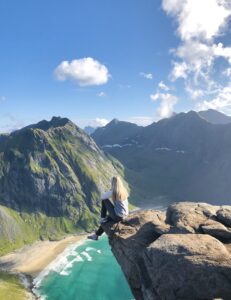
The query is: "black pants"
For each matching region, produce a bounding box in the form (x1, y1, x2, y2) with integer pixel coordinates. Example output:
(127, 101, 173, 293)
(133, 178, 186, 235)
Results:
(96, 199, 122, 236)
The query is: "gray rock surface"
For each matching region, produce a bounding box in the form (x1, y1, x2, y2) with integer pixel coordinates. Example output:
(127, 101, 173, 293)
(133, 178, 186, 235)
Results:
(217, 207, 231, 227)
(201, 220, 231, 240)
(103, 202, 231, 300)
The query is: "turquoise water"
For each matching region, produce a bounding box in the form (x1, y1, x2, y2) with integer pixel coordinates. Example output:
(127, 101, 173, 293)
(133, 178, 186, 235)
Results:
(34, 235, 134, 300)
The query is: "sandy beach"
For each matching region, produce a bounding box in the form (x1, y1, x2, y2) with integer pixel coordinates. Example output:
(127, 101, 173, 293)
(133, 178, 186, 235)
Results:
(0, 235, 87, 278)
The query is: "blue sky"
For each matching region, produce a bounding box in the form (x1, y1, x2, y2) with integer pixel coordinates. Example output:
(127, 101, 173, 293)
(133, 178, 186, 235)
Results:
(1, 0, 231, 132)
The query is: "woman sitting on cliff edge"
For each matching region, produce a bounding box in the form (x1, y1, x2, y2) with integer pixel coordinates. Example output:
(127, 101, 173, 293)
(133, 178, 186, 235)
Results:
(88, 176, 129, 241)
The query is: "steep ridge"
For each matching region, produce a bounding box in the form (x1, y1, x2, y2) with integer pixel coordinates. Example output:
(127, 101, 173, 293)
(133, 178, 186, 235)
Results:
(92, 111, 231, 205)
(103, 202, 231, 300)
(0, 117, 125, 254)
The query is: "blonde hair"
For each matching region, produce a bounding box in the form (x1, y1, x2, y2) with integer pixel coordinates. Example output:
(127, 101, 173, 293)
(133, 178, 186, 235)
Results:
(111, 176, 128, 202)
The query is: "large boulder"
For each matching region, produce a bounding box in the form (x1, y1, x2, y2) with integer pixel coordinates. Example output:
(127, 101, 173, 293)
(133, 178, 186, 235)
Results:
(217, 207, 231, 227)
(143, 234, 231, 300)
(103, 202, 231, 300)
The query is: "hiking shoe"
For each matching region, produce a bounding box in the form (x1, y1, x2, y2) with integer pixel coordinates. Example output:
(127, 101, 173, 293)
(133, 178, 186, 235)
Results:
(87, 233, 99, 241)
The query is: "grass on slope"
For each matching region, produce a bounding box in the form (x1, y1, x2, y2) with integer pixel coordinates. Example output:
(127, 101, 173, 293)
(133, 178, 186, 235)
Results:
(0, 205, 82, 256)
(0, 271, 27, 300)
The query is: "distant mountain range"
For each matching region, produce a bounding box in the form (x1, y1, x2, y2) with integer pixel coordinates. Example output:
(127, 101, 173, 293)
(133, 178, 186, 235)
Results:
(92, 110, 231, 206)
(84, 126, 97, 135)
(0, 117, 124, 254)
(83, 109, 231, 136)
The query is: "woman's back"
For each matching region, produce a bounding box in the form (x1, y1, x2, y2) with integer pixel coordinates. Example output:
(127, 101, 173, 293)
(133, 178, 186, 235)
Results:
(101, 190, 128, 217)
(114, 198, 129, 217)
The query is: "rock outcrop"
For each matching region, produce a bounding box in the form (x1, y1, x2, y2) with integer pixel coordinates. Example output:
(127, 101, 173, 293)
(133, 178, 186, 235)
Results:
(103, 202, 231, 300)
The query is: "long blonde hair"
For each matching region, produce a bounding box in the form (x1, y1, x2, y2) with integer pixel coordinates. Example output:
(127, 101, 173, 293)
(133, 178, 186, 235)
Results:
(111, 176, 128, 202)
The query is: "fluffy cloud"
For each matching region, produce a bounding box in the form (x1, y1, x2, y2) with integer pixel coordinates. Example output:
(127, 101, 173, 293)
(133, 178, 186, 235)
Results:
(223, 67, 231, 77)
(170, 41, 231, 82)
(140, 72, 153, 79)
(150, 92, 178, 119)
(162, 0, 231, 114)
(158, 81, 170, 91)
(75, 117, 109, 129)
(90, 118, 109, 127)
(196, 84, 231, 113)
(213, 42, 231, 64)
(54, 57, 110, 86)
(185, 85, 204, 100)
(162, 0, 230, 41)
(170, 61, 188, 80)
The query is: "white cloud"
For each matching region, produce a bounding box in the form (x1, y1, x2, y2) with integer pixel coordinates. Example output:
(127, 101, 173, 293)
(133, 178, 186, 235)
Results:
(196, 83, 231, 114)
(54, 57, 110, 86)
(170, 61, 188, 80)
(140, 72, 153, 79)
(150, 92, 178, 119)
(223, 67, 231, 77)
(97, 91, 106, 97)
(170, 41, 231, 82)
(0, 96, 6, 102)
(173, 42, 213, 76)
(213, 42, 231, 64)
(185, 85, 204, 100)
(150, 93, 160, 101)
(91, 118, 109, 127)
(158, 81, 170, 91)
(74, 117, 109, 129)
(162, 0, 231, 113)
(162, 0, 231, 41)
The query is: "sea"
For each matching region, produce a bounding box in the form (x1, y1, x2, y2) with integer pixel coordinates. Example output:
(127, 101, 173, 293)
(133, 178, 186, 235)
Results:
(33, 235, 134, 300)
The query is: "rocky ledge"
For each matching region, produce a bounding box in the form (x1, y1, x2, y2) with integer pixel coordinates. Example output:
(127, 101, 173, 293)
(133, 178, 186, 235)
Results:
(102, 202, 231, 300)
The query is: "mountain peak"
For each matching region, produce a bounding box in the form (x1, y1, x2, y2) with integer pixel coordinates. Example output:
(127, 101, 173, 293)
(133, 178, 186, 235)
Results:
(198, 109, 231, 124)
(35, 116, 71, 130)
(50, 116, 69, 124)
(159, 110, 204, 126)
(186, 110, 203, 120)
(181, 110, 200, 118)
(109, 118, 120, 125)
(17, 116, 74, 133)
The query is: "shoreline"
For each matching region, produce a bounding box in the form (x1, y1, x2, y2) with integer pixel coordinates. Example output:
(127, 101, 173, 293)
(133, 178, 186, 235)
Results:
(0, 234, 87, 278)
(0, 234, 88, 299)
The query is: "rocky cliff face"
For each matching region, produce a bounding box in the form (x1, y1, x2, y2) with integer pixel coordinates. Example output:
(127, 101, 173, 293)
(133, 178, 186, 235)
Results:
(103, 202, 231, 300)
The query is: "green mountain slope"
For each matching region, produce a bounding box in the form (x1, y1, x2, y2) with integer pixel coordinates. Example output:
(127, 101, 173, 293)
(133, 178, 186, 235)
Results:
(0, 117, 126, 254)
(0, 271, 28, 300)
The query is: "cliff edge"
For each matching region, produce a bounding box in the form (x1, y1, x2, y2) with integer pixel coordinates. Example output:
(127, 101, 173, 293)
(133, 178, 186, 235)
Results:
(102, 202, 231, 300)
